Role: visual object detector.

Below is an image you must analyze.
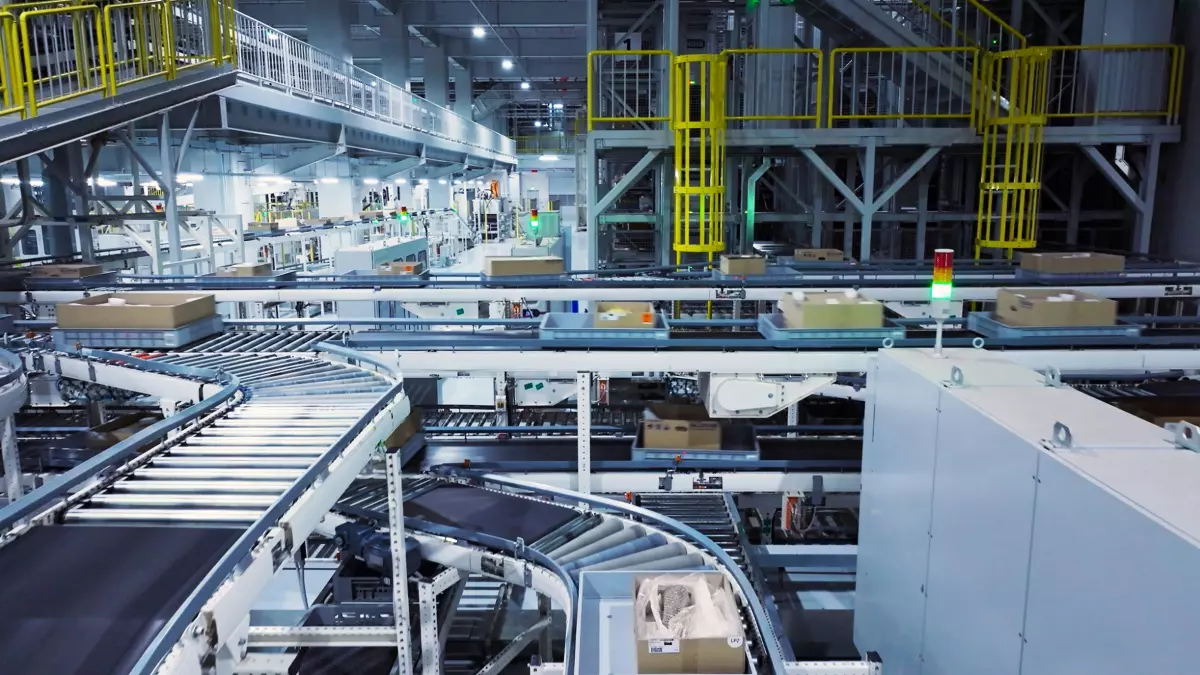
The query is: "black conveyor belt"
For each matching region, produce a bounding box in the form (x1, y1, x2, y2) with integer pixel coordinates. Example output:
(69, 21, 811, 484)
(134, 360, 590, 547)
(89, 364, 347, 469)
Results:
(411, 438, 861, 470)
(0, 525, 240, 675)
(406, 484, 578, 543)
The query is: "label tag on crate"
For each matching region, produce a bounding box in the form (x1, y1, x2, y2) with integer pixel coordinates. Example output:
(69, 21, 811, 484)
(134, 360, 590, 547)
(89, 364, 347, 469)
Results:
(648, 639, 680, 654)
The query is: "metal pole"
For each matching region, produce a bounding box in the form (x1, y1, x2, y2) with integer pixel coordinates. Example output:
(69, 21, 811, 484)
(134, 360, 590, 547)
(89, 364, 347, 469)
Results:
(386, 450, 414, 675)
(859, 138, 877, 261)
(577, 372, 591, 495)
(1, 417, 20, 504)
(418, 580, 441, 675)
(160, 114, 181, 264)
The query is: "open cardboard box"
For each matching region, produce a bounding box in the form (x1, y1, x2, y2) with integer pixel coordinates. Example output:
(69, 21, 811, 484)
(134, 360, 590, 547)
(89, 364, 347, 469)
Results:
(57, 293, 216, 330)
(377, 261, 426, 276)
(642, 404, 721, 450)
(215, 262, 273, 277)
(29, 264, 105, 279)
(1020, 252, 1125, 274)
(995, 288, 1116, 327)
(594, 301, 656, 329)
(634, 572, 746, 674)
(778, 291, 883, 330)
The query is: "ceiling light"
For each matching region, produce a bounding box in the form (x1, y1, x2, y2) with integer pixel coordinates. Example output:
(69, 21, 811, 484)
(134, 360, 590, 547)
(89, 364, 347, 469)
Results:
(96, 177, 116, 187)
(472, 26, 485, 38)
(319, 177, 339, 184)
(419, 179, 429, 185)
(363, 178, 380, 185)
(552, 102, 564, 109)
(29, 179, 43, 187)
(395, 178, 408, 184)
(139, 181, 158, 188)
(176, 173, 203, 182)
(438, 179, 448, 185)
(453, 180, 462, 185)
(0, 177, 19, 185)
(533, 120, 542, 127)
(502, 59, 513, 70)
(538, 155, 559, 161)
(520, 81, 530, 90)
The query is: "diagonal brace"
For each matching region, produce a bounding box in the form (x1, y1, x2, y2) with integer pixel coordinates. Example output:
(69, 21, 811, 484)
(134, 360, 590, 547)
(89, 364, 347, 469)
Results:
(594, 149, 661, 215)
(1082, 145, 1146, 213)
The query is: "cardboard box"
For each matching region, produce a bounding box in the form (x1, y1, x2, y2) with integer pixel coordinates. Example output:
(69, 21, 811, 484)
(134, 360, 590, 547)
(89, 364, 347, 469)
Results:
(634, 572, 746, 674)
(1020, 252, 1125, 275)
(995, 288, 1117, 327)
(719, 255, 766, 276)
(29, 264, 104, 279)
(484, 256, 564, 277)
(643, 404, 721, 450)
(215, 262, 272, 278)
(384, 408, 422, 449)
(778, 292, 883, 330)
(1116, 399, 1200, 428)
(276, 217, 300, 230)
(794, 248, 844, 261)
(376, 261, 426, 276)
(594, 301, 656, 329)
(360, 210, 386, 220)
(57, 293, 216, 330)
(247, 222, 279, 233)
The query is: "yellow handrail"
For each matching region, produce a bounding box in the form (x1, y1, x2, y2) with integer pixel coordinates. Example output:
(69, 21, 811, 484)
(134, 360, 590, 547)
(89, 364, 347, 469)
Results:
(19, 5, 107, 116)
(102, 0, 175, 96)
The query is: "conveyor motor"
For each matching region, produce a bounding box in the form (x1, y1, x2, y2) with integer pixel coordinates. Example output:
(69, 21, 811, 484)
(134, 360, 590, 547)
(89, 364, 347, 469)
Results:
(334, 522, 421, 575)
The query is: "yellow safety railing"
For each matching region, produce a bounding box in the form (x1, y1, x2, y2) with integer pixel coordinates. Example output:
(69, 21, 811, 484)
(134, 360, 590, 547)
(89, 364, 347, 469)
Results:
(828, 47, 980, 125)
(587, 49, 672, 130)
(722, 48, 822, 127)
(1044, 44, 1185, 124)
(672, 54, 726, 262)
(0, 0, 234, 119)
(102, 1, 174, 95)
(975, 48, 1050, 256)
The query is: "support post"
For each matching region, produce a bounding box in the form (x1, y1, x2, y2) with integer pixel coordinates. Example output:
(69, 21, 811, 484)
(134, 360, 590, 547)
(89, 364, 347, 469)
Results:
(744, 160, 771, 253)
(860, 138, 876, 260)
(418, 580, 441, 675)
(1136, 140, 1162, 254)
(594, 150, 660, 215)
(916, 164, 932, 259)
(1, 416, 19, 503)
(386, 450, 414, 675)
(577, 372, 591, 495)
(161, 115, 180, 264)
(1066, 153, 1087, 246)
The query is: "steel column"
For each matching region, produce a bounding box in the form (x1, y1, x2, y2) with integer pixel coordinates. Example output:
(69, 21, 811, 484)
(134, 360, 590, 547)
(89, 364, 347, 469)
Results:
(916, 164, 932, 259)
(418, 580, 440, 675)
(160, 115, 181, 265)
(577, 372, 591, 495)
(1, 417, 19, 503)
(386, 450, 414, 675)
(744, 160, 771, 253)
(1066, 153, 1088, 246)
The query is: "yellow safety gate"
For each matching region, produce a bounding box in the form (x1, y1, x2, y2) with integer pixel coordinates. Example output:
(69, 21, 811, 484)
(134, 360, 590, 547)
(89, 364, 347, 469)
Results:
(975, 48, 1050, 256)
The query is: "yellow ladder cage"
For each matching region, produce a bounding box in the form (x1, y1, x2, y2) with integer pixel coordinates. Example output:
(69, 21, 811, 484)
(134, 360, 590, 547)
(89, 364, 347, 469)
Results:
(672, 54, 726, 266)
(975, 47, 1050, 257)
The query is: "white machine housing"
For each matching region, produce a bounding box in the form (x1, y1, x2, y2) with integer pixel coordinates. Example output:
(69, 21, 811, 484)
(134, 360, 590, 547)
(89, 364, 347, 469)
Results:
(700, 373, 836, 418)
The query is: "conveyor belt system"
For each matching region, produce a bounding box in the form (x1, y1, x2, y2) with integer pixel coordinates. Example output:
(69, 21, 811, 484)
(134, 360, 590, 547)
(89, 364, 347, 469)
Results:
(0, 347, 405, 675)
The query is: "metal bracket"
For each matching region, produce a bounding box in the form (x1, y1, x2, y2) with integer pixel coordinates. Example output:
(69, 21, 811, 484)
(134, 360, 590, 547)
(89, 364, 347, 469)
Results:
(946, 366, 965, 387)
(87, 362, 96, 382)
(1168, 422, 1200, 452)
(1043, 366, 1063, 387)
(1051, 422, 1073, 449)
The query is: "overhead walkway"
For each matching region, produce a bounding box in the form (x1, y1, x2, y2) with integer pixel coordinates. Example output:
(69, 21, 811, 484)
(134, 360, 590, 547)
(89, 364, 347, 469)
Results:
(0, 0, 514, 168)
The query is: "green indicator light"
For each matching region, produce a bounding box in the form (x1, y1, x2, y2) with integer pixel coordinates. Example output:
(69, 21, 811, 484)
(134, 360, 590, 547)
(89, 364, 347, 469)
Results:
(931, 282, 953, 300)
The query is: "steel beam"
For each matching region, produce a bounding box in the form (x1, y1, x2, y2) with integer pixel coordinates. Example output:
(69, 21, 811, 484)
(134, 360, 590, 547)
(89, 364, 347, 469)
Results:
(253, 140, 345, 176)
(744, 160, 771, 253)
(1082, 145, 1143, 211)
(593, 150, 661, 215)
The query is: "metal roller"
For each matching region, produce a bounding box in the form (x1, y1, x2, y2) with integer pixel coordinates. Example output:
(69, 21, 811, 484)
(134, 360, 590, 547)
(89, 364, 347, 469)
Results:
(150, 457, 318, 469)
(167, 447, 327, 457)
(135, 467, 305, 480)
(87, 493, 279, 508)
(578, 542, 687, 573)
(184, 437, 334, 447)
(620, 553, 709, 572)
(546, 519, 623, 560)
(64, 508, 263, 523)
(112, 480, 294, 493)
(562, 533, 669, 572)
(555, 526, 645, 565)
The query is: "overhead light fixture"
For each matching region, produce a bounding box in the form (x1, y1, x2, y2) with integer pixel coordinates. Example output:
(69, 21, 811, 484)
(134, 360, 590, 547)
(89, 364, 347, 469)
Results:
(533, 120, 542, 128)
(29, 179, 43, 187)
(419, 179, 429, 185)
(319, 177, 339, 184)
(502, 59, 513, 70)
(472, 26, 485, 38)
(96, 177, 116, 187)
(363, 178, 380, 185)
(438, 179, 448, 185)
(539, 155, 559, 161)
(395, 178, 408, 184)
(139, 181, 158, 188)
(453, 180, 462, 185)
(176, 173, 203, 182)
(552, 102, 564, 110)
(0, 177, 19, 185)
(520, 81, 530, 90)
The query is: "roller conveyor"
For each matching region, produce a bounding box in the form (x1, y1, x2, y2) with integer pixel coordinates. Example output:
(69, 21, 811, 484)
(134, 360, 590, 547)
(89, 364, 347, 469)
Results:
(61, 354, 392, 525)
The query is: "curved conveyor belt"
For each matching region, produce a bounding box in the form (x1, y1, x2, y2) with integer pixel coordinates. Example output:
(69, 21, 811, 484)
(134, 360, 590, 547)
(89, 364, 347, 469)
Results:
(0, 346, 406, 675)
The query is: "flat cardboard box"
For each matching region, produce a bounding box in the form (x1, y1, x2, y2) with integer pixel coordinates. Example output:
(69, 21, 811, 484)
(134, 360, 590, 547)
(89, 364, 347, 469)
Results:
(57, 293, 216, 330)
(30, 264, 104, 279)
(1020, 252, 1125, 275)
(276, 217, 300, 229)
(360, 210, 386, 219)
(995, 288, 1117, 327)
(794, 248, 844, 261)
(779, 292, 883, 330)
(484, 256, 564, 277)
(215, 262, 273, 278)
(594, 301, 656, 329)
(634, 572, 746, 674)
(643, 404, 721, 450)
(719, 255, 766, 276)
(377, 261, 426, 276)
